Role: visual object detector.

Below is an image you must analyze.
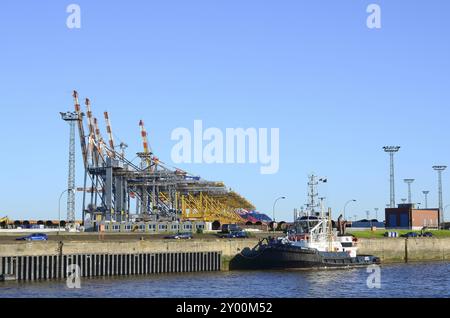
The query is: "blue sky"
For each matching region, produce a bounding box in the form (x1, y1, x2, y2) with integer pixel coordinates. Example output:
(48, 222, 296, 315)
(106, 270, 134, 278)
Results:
(0, 0, 449, 221)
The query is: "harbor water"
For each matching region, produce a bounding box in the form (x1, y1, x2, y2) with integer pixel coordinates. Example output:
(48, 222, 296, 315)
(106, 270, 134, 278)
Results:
(1, 261, 449, 298)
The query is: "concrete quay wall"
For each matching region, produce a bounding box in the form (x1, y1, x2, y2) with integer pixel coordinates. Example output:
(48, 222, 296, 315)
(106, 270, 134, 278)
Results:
(0, 239, 261, 259)
(2, 238, 450, 266)
(357, 238, 450, 262)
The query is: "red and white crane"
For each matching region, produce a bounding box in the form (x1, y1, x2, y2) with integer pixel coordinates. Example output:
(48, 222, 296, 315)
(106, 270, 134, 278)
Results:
(72, 90, 88, 169)
(104, 111, 116, 159)
(139, 119, 154, 170)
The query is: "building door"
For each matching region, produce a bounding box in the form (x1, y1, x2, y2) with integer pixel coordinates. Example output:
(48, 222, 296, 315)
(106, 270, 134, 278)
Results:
(400, 213, 409, 228)
(389, 214, 397, 227)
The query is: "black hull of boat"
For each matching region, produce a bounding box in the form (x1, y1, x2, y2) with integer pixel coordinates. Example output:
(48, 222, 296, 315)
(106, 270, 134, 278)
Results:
(230, 245, 381, 270)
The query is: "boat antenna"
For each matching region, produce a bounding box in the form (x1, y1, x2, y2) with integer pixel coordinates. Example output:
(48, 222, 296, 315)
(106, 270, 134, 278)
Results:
(328, 208, 333, 251)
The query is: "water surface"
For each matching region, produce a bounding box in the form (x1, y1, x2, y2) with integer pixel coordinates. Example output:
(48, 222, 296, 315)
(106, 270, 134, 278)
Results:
(1, 262, 449, 298)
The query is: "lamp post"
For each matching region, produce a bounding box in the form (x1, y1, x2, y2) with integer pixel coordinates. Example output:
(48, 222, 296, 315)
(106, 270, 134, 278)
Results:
(343, 200, 356, 221)
(383, 146, 401, 208)
(422, 191, 430, 209)
(374, 208, 379, 221)
(433, 166, 447, 226)
(366, 210, 372, 228)
(272, 196, 286, 232)
(403, 179, 415, 204)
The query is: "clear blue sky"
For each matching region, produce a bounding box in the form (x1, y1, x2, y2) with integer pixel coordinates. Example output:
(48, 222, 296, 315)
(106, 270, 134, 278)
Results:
(1, 0, 449, 221)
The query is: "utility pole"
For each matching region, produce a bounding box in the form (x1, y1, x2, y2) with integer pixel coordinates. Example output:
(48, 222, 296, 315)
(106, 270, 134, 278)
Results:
(433, 166, 447, 226)
(383, 146, 400, 208)
(403, 179, 415, 204)
(422, 191, 430, 209)
(60, 111, 79, 227)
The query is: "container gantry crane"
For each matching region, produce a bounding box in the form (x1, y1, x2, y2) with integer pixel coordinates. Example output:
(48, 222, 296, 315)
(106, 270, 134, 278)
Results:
(66, 91, 249, 228)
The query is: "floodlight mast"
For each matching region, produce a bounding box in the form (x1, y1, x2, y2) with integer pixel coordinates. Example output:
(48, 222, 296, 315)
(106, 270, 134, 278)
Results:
(422, 191, 430, 209)
(60, 111, 79, 226)
(403, 179, 415, 204)
(433, 166, 447, 226)
(383, 146, 401, 208)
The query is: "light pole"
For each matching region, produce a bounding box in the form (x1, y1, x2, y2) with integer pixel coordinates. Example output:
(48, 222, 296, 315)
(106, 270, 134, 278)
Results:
(422, 191, 430, 209)
(60, 111, 78, 227)
(374, 208, 379, 221)
(272, 196, 286, 232)
(433, 166, 447, 226)
(343, 199, 356, 220)
(366, 210, 372, 228)
(383, 146, 401, 208)
(403, 179, 415, 204)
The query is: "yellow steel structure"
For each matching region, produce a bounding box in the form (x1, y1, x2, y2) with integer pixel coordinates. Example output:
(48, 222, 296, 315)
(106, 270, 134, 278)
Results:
(181, 193, 245, 224)
(0, 216, 11, 229)
(157, 190, 251, 225)
(213, 191, 255, 211)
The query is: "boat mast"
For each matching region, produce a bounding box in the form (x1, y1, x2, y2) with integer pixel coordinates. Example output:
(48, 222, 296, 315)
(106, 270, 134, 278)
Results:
(307, 175, 320, 216)
(328, 207, 333, 251)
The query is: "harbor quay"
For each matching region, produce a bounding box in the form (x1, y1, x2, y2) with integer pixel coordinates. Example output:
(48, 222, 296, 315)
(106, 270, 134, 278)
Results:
(2, 236, 450, 282)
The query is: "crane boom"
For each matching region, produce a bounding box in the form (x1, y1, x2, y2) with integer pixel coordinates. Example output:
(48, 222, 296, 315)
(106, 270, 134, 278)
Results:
(104, 111, 116, 158)
(139, 120, 152, 169)
(93, 117, 106, 163)
(84, 98, 97, 165)
(72, 91, 88, 169)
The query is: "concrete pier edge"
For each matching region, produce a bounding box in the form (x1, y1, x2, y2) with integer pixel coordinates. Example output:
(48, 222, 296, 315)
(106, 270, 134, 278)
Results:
(2, 237, 450, 277)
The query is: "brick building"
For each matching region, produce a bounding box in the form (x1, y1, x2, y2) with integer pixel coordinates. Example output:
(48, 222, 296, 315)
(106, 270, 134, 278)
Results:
(385, 204, 439, 230)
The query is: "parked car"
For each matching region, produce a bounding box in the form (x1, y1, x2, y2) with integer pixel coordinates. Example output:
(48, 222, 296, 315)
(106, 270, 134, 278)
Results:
(220, 231, 249, 239)
(232, 231, 249, 239)
(16, 233, 48, 241)
(401, 232, 419, 238)
(164, 233, 193, 240)
(221, 224, 242, 234)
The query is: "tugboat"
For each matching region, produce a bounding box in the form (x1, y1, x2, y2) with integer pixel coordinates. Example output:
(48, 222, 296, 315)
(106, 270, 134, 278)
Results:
(232, 175, 380, 270)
